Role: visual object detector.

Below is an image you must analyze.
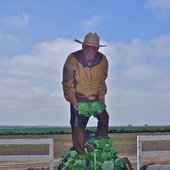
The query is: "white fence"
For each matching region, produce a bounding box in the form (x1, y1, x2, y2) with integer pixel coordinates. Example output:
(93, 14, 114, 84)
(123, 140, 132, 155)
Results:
(137, 135, 170, 170)
(0, 139, 54, 170)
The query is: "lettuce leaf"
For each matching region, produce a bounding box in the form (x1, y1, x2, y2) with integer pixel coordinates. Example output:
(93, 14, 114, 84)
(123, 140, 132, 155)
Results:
(76, 101, 106, 117)
(58, 136, 134, 170)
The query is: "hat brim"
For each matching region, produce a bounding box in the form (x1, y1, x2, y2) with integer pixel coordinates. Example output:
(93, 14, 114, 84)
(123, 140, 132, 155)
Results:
(74, 39, 107, 47)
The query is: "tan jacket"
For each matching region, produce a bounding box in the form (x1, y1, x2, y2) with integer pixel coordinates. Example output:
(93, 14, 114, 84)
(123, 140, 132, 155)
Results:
(62, 50, 108, 105)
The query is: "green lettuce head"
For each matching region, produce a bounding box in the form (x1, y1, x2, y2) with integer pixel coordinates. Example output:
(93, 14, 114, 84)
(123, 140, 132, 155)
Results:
(76, 102, 90, 117)
(76, 101, 106, 117)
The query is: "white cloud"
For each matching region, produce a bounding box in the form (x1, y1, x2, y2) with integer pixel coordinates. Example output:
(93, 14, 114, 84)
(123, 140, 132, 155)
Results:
(0, 32, 18, 42)
(105, 39, 150, 67)
(82, 15, 103, 31)
(150, 35, 170, 58)
(3, 13, 29, 28)
(0, 38, 80, 126)
(105, 35, 170, 126)
(146, 0, 170, 15)
(0, 35, 170, 126)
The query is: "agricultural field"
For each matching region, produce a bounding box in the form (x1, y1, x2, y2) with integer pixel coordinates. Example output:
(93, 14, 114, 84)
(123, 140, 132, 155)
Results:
(0, 126, 170, 169)
(1, 125, 170, 135)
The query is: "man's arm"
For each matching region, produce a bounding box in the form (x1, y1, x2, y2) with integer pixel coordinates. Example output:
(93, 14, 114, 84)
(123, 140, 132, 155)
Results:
(62, 54, 77, 107)
(98, 55, 108, 103)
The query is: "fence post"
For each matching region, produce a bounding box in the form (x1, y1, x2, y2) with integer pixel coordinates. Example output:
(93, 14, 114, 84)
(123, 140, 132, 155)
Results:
(137, 136, 142, 170)
(137, 135, 170, 170)
(49, 139, 54, 170)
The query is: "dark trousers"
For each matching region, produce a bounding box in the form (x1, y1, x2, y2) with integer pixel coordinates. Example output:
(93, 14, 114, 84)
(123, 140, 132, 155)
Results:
(70, 104, 109, 153)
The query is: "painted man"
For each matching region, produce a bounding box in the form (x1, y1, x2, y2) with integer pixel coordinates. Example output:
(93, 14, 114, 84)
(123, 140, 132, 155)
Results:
(62, 32, 109, 153)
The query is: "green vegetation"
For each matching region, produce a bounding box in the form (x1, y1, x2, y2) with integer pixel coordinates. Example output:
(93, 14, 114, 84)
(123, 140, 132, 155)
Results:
(58, 136, 134, 170)
(0, 125, 170, 135)
(0, 126, 71, 135)
(76, 101, 106, 117)
(108, 125, 170, 133)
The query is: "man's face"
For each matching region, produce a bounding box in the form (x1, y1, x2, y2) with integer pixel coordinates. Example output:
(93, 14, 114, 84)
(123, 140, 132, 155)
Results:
(82, 44, 99, 60)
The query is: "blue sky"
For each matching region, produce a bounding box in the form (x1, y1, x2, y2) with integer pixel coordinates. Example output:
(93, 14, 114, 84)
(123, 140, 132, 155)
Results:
(0, 0, 170, 126)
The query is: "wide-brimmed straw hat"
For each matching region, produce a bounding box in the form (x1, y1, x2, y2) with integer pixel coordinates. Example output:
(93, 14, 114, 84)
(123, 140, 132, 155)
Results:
(75, 32, 107, 47)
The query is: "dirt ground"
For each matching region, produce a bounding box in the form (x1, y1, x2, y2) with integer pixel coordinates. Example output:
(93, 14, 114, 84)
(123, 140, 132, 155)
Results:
(0, 132, 170, 170)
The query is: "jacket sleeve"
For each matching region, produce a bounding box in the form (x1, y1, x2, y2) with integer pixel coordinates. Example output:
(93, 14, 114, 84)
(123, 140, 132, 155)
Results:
(62, 54, 77, 105)
(98, 55, 108, 102)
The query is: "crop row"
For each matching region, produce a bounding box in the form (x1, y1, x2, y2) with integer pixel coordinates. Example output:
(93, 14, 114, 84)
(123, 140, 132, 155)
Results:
(0, 126, 170, 135)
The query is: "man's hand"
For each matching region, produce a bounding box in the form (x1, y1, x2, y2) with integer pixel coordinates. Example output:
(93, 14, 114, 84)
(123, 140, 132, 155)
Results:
(71, 102, 79, 115)
(73, 103, 78, 110)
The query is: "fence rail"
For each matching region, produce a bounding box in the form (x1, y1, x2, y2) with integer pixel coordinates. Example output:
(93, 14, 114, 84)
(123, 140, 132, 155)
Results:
(137, 135, 170, 170)
(0, 139, 54, 170)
